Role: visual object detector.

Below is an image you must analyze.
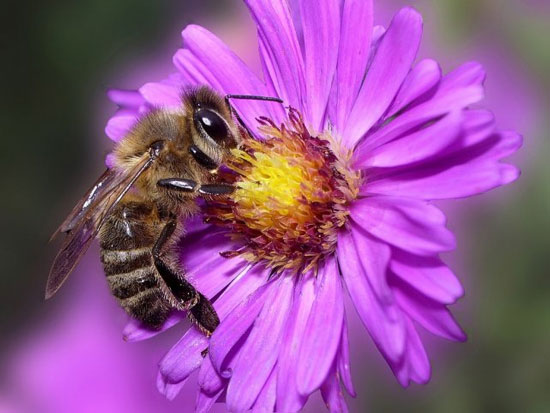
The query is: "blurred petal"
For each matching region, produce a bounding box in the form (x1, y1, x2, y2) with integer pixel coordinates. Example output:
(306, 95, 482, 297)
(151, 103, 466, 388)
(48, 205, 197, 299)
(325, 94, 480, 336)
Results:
(227, 276, 293, 412)
(330, 0, 373, 132)
(276, 275, 315, 412)
(139, 81, 182, 107)
(107, 88, 144, 108)
(338, 230, 406, 363)
(196, 388, 223, 413)
(387, 58, 442, 117)
(299, 0, 340, 130)
(390, 249, 464, 304)
(105, 111, 137, 142)
(297, 259, 345, 395)
(344, 8, 423, 147)
(351, 197, 456, 255)
(245, 0, 306, 110)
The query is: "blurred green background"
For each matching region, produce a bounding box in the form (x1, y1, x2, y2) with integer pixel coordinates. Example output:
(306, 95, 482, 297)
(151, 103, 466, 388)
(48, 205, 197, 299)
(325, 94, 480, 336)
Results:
(0, 0, 548, 412)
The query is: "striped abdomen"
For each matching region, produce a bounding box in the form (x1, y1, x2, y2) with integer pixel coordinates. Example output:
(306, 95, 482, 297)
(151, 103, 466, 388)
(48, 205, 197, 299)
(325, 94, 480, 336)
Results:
(99, 201, 171, 329)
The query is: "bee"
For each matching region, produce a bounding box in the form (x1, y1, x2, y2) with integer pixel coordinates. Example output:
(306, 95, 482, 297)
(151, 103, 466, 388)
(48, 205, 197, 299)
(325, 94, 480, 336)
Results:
(47, 86, 281, 335)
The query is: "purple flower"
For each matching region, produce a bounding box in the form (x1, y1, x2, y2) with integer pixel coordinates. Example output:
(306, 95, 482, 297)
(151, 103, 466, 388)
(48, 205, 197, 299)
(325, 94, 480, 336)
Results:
(107, 0, 521, 411)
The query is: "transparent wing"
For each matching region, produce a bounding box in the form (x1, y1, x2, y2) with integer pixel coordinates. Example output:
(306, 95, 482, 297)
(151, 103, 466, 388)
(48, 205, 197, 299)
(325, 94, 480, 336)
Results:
(50, 168, 117, 241)
(46, 154, 154, 299)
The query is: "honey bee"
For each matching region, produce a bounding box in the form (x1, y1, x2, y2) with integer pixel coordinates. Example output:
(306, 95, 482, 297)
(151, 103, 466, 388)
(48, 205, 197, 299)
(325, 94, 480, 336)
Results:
(47, 86, 281, 335)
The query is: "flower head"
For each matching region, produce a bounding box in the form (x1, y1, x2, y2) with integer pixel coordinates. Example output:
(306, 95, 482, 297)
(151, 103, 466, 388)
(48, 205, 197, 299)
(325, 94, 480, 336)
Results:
(107, 0, 521, 411)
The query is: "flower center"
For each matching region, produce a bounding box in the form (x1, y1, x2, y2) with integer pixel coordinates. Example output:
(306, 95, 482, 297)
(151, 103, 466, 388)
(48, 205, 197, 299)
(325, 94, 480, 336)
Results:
(206, 110, 361, 275)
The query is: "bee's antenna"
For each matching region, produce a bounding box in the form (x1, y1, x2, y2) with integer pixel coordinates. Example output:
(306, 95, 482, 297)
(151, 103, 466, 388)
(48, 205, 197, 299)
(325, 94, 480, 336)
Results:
(224, 94, 283, 138)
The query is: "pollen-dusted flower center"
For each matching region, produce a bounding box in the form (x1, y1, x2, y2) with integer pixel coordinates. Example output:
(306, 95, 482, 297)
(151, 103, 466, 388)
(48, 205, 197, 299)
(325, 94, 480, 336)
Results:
(206, 111, 361, 274)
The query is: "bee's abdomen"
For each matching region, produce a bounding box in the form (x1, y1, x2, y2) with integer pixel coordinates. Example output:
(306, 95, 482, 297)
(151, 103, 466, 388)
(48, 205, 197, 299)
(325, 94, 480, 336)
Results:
(99, 202, 171, 329)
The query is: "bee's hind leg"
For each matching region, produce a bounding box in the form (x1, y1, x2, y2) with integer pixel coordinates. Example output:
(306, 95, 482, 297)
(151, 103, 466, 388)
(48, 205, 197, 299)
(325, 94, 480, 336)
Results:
(152, 220, 220, 336)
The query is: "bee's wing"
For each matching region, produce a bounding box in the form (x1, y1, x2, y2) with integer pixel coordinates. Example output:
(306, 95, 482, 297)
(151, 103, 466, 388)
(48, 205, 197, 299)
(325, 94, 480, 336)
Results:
(46, 154, 154, 299)
(50, 168, 117, 241)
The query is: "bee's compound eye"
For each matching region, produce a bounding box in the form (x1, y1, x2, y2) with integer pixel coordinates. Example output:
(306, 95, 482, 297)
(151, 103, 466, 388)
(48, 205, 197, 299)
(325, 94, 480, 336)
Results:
(194, 109, 228, 142)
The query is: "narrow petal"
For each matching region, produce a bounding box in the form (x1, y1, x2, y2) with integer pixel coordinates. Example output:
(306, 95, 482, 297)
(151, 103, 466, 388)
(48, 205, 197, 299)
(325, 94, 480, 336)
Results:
(390, 249, 464, 304)
(178, 25, 284, 128)
(297, 259, 345, 395)
(393, 279, 466, 341)
(338, 230, 406, 363)
(364, 159, 520, 200)
(351, 225, 392, 304)
(344, 8, 423, 147)
(330, 0, 373, 132)
(387, 59, 442, 117)
(198, 353, 225, 396)
(355, 65, 484, 154)
(299, 0, 340, 130)
(196, 388, 223, 413)
(156, 371, 187, 401)
(245, 0, 306, 110)
(276, 274, 315, 412)
(209, 267, 271, 374)
(159, 327, 208, 384)
(251, 366, 277, 413)
(320, 369, 349, 413)
(351, 197, 456, 255)
(338, 317, 356, 397)
(355, 110, 463, 168)
(122, 311, 185, 342)
(226, 276, 294, 412)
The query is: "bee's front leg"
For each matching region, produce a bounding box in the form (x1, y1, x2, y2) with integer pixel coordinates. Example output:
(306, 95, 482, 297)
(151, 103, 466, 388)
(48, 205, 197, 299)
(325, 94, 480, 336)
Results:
(157, 178, 234, 196)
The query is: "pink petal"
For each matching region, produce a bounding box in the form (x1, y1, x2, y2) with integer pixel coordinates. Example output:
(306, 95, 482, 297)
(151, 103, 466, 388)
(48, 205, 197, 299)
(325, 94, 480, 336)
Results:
(226, 277, 294, 412)
(330, 0, 373, 132)
(299, 0, 340, 130)
(393, 279, 466, 341)
(355, 69, 484, 154)
(296, 260, 345, 396)
(364, 159, 520, 200)
(159, 327, 208, 384)
(337, 317, 356, 397)
(320, 368, 350, 413)
(122, 311, 185, 342)
(337, 230, 406, 363)
(178, 25, 284, 129)
(107, 89, 144, 108)
(387, 58, 442, 117)
(245, 0, 306, 110)
(344, 7, 423, 148)
(276, 275, 315, 412)
(196, 388, 223, 413)
(351, 197, 456, 255)
(198, 353, 224, 395)
(251, 366, 277, 413)
(139, 81, 182, 107)
(209, 267, 271, 374)
(156, 371, 187, 401)
(356, 110, 463, 169)
(390, 249, 464, 304)
(351, 225, 392, 304)
(105, 111, 137, 142)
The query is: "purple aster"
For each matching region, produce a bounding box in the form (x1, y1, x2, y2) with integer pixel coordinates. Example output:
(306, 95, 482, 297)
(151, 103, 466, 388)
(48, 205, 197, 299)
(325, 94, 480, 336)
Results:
(106, 0, 521, 411)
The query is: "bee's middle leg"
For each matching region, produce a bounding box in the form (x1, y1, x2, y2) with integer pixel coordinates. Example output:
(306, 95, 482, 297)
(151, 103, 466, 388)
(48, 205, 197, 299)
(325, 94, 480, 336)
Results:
(157, 178, 234, 195)
(152, 219, 220, 336)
